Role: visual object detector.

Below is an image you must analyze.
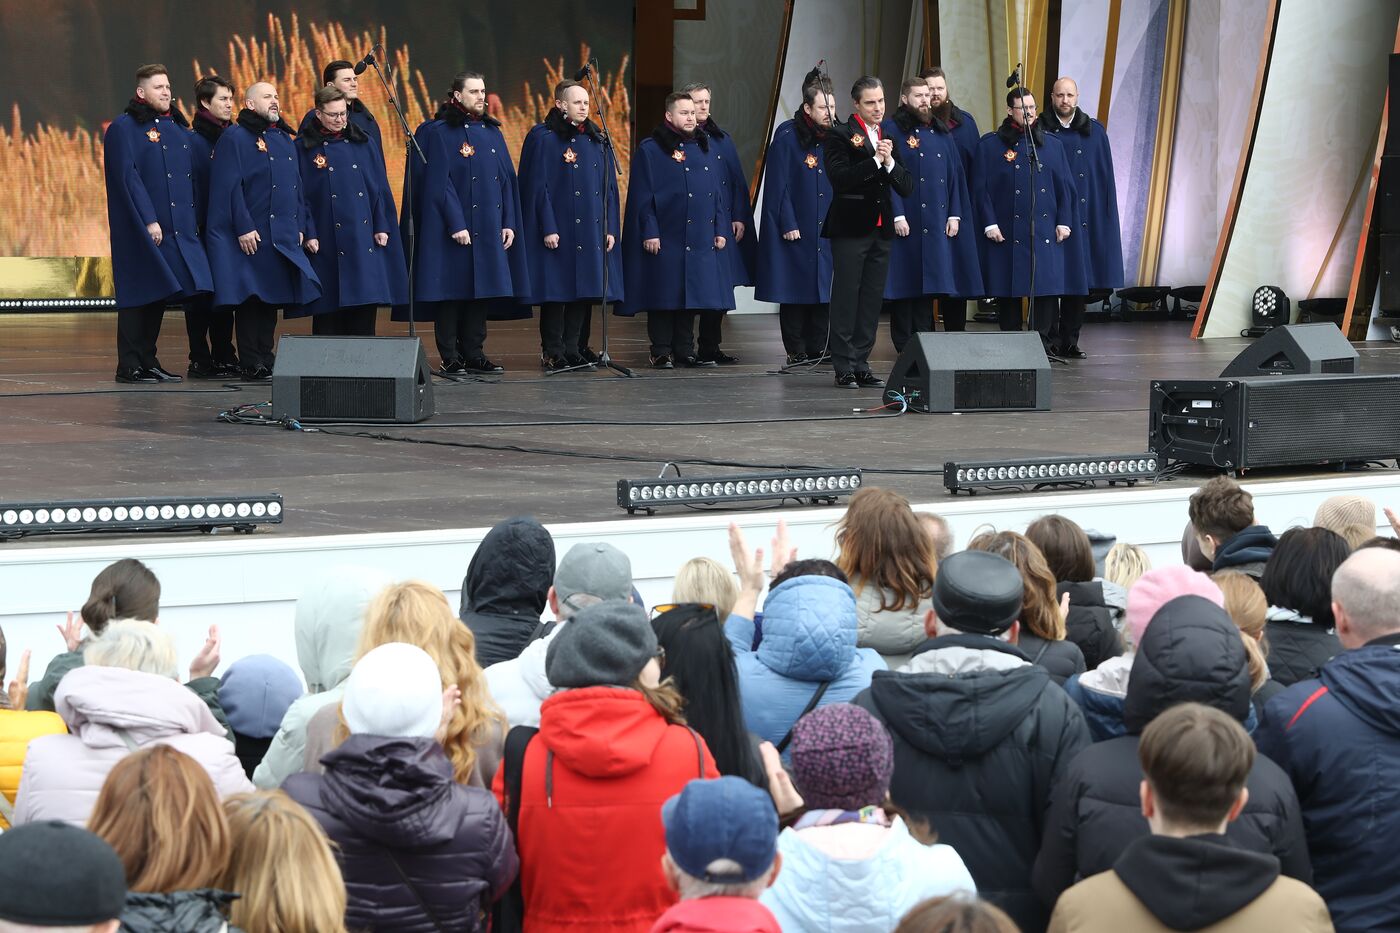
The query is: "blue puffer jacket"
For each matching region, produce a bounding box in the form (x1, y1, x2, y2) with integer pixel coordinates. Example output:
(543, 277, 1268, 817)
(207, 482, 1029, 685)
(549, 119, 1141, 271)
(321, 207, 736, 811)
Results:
(1257, 632, 1400, 933)
(726, 575, 885, 748)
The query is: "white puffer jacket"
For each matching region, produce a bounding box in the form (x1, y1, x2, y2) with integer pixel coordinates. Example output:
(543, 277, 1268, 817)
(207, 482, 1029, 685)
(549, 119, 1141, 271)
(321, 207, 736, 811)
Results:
(853, 581, 933, 667)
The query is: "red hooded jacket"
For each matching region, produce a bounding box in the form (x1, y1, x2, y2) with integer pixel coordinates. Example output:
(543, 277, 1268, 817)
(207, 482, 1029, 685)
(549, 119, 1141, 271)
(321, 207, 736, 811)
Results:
(651, 897, 783, 933)
(493, 686, 719, 933)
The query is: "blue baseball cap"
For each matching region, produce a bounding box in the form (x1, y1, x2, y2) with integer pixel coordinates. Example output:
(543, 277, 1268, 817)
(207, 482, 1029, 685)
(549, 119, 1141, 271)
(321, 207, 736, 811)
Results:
(661, 776, 779, 884)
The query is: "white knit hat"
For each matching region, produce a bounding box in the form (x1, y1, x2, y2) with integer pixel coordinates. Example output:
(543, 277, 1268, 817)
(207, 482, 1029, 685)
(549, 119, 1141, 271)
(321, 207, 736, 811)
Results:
(342, 642, 443, 738)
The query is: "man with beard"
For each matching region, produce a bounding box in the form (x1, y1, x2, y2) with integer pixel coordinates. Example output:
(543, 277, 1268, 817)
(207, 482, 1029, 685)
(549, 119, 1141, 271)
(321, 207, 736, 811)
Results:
(291, 87, 407, 336)
(618, 91, 731, 369)
(205, 81, 321, 380)
(755, 74, 836, 366)
(402, 71, 529, 374)
(681, 82, 749, 365)
(881, 77, 981, 354)
(973, 88, 1086, 346)
(518, 80, 622, 372)
(1043, 76, 1122, 358)
(103, 63, 214, 384)
(186, 74, 239, 379)
(821, 76, 914, 389)
(919, 66, 982, 330)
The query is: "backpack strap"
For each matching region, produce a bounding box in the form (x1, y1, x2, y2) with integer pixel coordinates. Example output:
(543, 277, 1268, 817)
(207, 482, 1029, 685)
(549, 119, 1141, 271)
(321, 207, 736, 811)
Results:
(114, 728, 142, 753)
(493, 724, 538, 933)
(775, 680, 832, 754)
(385, 848, 448, 933)
(687, 727, 706, 777)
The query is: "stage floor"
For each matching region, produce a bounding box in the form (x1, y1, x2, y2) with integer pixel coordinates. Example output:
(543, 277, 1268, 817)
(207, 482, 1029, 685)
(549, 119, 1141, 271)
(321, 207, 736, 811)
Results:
(3, 310, 1399, 545)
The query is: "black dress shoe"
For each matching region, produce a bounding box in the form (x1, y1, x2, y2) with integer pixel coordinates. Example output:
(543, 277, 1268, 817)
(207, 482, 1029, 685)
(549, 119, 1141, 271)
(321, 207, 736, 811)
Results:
(187, 360, 222, 380)
(241, 365, 272, 382)
(1060, 344, 1087, 359)
(855, 371, 885, 388)
(703, 351, 740, 365)
(541, 355, 572, 374)
(679, 356, 718, 368)
(437, 359, 467, 376)
(115, 368, 158, 384)
(564, 353, 594, 369)
(785, 352, 810, 366)
(145, 365, 183, 383)
(578, 347, 602, 364)
(214, 360, 242, 378)
(463, 356, 505, 374)
(650, 354, 674, 370)
(834, 371, 858, 388)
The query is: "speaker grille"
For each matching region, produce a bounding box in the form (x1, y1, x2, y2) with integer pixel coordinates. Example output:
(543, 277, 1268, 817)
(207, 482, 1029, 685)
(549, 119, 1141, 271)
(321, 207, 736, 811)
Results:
(1245, 378, 1400, 466)
(953, 370, 1038, 410)
(299, 376, 397, 421)
(1321, 359, 1354, 374)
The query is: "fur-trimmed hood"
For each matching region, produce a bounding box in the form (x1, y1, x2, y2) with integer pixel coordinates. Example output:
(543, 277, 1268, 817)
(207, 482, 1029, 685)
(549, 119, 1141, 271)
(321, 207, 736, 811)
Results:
(124, 98, 189, 128)
(299, 114, 371, 148)
(651, 120, 709, 152)
(892, 104, 947, 135)
(544, 106, 603, 142)
(236, 107, 296, 136)
(192, 107, 228, 145)
(433, 99, 502, 128)
(1045, 106, 1092, 136)
(997, 116, 1045, 149)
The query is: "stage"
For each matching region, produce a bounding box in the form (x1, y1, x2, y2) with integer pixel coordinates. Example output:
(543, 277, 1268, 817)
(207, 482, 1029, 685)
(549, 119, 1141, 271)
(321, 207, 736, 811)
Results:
(4, 311, 1400, 544)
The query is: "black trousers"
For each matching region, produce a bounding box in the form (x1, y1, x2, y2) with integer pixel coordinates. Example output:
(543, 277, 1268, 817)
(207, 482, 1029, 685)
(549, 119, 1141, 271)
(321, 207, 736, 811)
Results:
(184, 294, 236, 367)
(698, 309, 726, 356)
(234, 301, 279, 370)
(539, 301, 591, 359)
(578, 305, 593, 351)
(116, 301, 167, 372)
(311, 305, 378, 337)
(1050, 295, 1087, 348)
(778, 303, 830, 357)
(432, 300, 489, 363)
(829, 233, 891, 374)
(887, 297, 935, 355)
(994, 296, 1059, 340)
(647, 310, 697, 359)
(936, 298, 968, 331)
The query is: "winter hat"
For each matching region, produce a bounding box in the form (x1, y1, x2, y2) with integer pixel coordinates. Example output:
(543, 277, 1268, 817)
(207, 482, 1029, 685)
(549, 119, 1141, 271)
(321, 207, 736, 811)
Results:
(1314, 495, 1376, 534)
(789, 703, 894, 810)
(341, 642, 443, 738)
(932, 550, 1023, 635)
(546, 600, 657, 688)
(554, 542, 634, 604)
(663, 776, 779, 883)
(1126, 566, 1224, 649)
(218, 654, 305, 739)
(0, 821, 127, 925)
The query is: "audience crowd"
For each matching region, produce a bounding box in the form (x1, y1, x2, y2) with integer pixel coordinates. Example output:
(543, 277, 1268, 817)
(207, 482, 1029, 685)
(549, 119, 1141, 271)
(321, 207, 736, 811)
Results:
(1, 478, 1397, 932)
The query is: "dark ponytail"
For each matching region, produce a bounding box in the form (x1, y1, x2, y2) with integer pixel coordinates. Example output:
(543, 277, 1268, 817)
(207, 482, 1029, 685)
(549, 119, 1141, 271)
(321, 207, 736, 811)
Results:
(81, 559, 161, 635)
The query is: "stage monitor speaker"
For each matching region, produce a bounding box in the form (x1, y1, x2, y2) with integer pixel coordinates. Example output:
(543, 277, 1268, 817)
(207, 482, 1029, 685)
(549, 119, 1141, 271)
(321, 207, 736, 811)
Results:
(882, 332, 1050, 413)
(1219, 323, 1357, 377)
(271, 336, 434, 424)
(1149, 374, 1400, 471)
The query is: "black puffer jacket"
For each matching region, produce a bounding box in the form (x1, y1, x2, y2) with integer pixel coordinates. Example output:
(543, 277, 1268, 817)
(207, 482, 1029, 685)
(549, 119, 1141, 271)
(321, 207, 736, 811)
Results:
(1058, 581, 1123, 671)
(283, 735, 518, 933)
(1264, 618, 1341, 687)
(1017, 632, 1086, 686)
(119, 890, 240, 933)
(1031, 596, 1311, 909)
(459, 517, 555, 668)
(855, 634, 1091, 933)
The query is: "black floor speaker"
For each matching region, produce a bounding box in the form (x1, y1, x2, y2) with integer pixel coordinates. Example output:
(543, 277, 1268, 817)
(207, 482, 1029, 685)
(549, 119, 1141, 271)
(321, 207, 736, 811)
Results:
(1150, 374, 1400, 471)
(271, 336, 434, 423)
(1219, 323, 1358, 377)
(882, 332, 1050, 412)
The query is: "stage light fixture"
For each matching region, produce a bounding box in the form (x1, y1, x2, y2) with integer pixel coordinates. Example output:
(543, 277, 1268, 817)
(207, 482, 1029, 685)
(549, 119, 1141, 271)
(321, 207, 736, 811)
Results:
(0, 494, 284, 540)
(618, 469, 862, 514)
(944, 454, 1159, 496)
(1245, 286, 1289, 337)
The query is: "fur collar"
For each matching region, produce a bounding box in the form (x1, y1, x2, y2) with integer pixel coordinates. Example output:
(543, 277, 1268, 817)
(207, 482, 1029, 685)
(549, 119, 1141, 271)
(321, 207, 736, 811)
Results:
(1045, 107, 1092, 136)
(236, 108, 295, 136)
(792, 109, 828, 149)
(124, 98, 189, 128)
(433, 99, 502, 128)
(892, 104, 942, 135)
(997, 116, 1045, 149)
(651, 120, 709, 152)
(349, 98, 374, 120)
(544, 107, 602, 142)
(299, 115, 370, 148)
(701, 117, 727, 140)
(192, 107, 227, 144)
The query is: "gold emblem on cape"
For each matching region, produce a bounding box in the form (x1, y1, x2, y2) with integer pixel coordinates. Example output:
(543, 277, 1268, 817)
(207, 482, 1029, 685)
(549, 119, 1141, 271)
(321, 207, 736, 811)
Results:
(145, 128, 161, 143)
(312, 153, 328, 170)
(1004, 149, 1017, 162)
(803, 153, 818, 169)
(671, 149, 686, 163)
(563, 147, 578, 164)
(906, 134, 919, 149)
(255, 138, 268, 152)
(850, 134, 865, 149)
(460, 141, 475, 157)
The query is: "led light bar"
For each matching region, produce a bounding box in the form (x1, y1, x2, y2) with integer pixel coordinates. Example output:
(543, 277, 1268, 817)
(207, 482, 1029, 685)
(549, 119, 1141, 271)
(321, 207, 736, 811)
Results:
(944, 454, 1160, 496)
(618, 470, 862, 515)
(0, 495, 284, 539)
(0, 298, 117, 311)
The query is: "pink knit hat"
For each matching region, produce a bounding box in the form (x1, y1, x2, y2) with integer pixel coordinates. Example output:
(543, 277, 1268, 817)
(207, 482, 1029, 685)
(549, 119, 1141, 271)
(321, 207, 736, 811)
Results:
(1126, 566, 1224, 649)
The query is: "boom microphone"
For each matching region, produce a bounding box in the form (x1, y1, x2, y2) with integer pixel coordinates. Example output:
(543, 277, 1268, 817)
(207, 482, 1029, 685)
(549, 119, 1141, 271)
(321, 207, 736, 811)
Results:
(574, 63, 592, 81)
(353, 48, 378, 75)
(1006, 63, 1022, 88)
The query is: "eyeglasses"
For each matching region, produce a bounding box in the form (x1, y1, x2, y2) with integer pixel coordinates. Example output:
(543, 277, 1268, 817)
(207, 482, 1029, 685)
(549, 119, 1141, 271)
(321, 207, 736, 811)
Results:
(319, 110, 348, 121)
(649, 602, 715, 619)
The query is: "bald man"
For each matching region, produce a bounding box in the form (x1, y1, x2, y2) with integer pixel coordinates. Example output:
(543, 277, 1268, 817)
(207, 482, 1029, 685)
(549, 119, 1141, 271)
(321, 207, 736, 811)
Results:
(1042, 77, 1122, 358)
(206, 81, 321, 380)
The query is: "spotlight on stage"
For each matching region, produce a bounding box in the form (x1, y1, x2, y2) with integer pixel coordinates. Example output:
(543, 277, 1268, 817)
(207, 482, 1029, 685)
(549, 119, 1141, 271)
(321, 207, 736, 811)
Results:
(0, 495, 284, 540)
(618, 470, 862, 515)
(943, 455, 1159, 496)
(1244, 286, 1289, 337)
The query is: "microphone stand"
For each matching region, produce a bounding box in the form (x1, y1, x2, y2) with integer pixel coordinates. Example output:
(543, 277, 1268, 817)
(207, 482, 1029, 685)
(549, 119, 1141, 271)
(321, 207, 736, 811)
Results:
(365, 46, 427, 337)
(579, 59, 634, 377)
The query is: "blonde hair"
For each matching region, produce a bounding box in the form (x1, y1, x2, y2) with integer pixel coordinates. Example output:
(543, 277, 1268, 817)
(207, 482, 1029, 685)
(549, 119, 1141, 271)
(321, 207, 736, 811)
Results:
(346, 581, 504, 783)
(1103, 542, 1151, 591)
(83, 619, 178, 679)
(672, 557, 739, 621)
(223, 791, 348, 933)
(89, 745, 230, 893)
(1212, 571, 1270, 692)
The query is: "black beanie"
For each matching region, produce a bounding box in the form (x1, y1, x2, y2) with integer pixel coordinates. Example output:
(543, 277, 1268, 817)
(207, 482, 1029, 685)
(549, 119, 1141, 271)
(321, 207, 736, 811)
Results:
(0, 821, 127, 925)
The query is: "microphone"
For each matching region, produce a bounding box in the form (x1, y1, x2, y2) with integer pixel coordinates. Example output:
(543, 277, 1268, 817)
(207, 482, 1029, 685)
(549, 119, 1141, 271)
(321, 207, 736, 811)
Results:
(574, 63, 592, 81)
(353, 49, 378, 75)
(1006, 63, 1022, 88)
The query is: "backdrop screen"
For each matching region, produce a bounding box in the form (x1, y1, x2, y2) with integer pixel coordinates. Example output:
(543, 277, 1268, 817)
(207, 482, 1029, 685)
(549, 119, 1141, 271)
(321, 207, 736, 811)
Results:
(0, 1, 633, 258)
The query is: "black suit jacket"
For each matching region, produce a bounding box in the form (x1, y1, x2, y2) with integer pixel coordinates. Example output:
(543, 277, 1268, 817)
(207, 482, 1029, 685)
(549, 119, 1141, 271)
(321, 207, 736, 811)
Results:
(820, 116, 915, 239)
